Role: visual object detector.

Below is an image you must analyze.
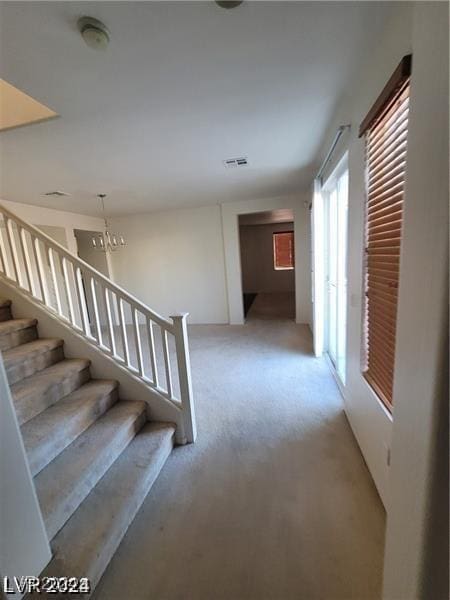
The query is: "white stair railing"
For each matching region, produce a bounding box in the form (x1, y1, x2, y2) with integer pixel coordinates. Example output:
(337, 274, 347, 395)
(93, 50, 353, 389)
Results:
(0, 203, 196, 443)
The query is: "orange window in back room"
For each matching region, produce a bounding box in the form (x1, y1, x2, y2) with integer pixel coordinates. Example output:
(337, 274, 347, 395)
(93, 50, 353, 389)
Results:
(359, 54, 411, 410)
(273, 231, 294, 270)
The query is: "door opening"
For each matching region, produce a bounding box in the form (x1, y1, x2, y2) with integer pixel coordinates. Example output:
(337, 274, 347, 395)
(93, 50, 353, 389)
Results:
(238, 210, 295, 321)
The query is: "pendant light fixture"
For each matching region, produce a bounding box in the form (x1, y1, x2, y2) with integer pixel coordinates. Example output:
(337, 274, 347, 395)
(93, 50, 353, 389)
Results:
(92, 194, 126, 252)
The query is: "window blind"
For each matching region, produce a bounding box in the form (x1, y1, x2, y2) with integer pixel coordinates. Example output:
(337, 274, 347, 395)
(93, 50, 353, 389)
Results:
(273, 232, 294, 270)
(361, 67, 411, 410)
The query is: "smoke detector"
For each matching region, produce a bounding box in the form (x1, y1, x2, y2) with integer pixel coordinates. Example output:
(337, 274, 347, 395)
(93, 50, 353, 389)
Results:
(78, 16, 110, 50)
(223, 156, 248, 168)
(216, 1, 244, 8)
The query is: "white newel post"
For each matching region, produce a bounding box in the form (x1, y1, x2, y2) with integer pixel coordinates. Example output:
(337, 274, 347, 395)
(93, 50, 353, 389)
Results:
(171, 313, 197, 443)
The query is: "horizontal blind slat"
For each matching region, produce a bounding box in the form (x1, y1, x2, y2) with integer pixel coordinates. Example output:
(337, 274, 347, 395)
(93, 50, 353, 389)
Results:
(368, 189, 404, 211)
(368, 91, 409, 149)
(368, 113, 409, 159)
(368, 182, 404, 207)
(364, 373, 392, 410)
(368, 209, 404, 230)
(368, 198, 404, 219)
(368, 159, 407, 191)
(368, 220, 403, 237)
(366, 367, 393, 400)
(368, 136, 408, 175)
(367, 360, 395, 388)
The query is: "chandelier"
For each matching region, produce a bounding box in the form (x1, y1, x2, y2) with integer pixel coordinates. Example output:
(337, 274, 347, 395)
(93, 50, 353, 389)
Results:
(92, 194, 126, 252)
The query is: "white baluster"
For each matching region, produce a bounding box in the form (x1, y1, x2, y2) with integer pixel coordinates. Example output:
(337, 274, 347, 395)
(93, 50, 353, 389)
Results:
(61, 257, 77, 327)
(132, 307, 144, 377)
(161, 327, 173, 399)
(48, 246, 63, 315)
(33, 237, 50, 305)
(18, 227, 33, 294)
(75, 267, 92, 337)
(104, 287, 117, 357)
(5, 218, 19, 284)
(90, 276, 104, 347)
(118, 297, 130, 366)
(0, 217, 6, 274)
(147, 317, 159, 387)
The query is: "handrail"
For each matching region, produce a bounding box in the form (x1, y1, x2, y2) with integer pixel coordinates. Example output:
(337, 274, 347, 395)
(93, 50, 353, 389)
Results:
(0, 202, 196, 443)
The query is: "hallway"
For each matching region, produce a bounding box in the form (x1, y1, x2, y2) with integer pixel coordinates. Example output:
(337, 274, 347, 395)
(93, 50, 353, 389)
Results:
(93, 321, 385, 600)
(246, 292, 296, 321)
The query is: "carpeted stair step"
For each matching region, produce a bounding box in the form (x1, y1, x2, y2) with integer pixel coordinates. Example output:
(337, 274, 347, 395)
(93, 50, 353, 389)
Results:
(40, 422, 175, 597)
(0, 317, 38, 351)
(35, 400, 147, 540)
(11, 358, 91, 425)
(22, 379, 120, 476)
(3, 337, 64, 385)
(0, 298, 12, 322)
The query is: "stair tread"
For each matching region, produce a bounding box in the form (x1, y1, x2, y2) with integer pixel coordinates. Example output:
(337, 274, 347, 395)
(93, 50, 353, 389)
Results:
(11, 357, 90, 403)
(2, 337, 63, 366)
(0, 317, 37, 335)
(22, 379, 119, 477)
(43, 422, 175, 591)
(36, 400, 147, 540)
(4, 337, 65, 386)
(0, 317, 38, 352)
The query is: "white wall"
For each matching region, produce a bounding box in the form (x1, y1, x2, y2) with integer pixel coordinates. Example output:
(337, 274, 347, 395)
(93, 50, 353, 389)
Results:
(221, 194, 311, 325)
(108, 195, 311, 326)
(382, 4, 448, 599)
(0, 196, 310, 328)
(0, 354, 51, 597)
(109, 205, 229, 324)
(0, 199, 105, 254)
(312, 2, 448, 598)
(312, 2, 414, 506)
(239, 222, 295, 294)
(37, 225, 68, 249)
(74, 229, 110, 277)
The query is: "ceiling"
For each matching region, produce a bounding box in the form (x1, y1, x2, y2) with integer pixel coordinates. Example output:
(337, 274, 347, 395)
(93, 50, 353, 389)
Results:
(0, 1, 394, 216)
(239, 209, 294, 226)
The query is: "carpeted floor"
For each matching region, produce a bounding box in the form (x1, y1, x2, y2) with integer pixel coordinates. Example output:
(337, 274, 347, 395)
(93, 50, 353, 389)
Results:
(247, 292, 295, 321)
(93, 320, 385, 600)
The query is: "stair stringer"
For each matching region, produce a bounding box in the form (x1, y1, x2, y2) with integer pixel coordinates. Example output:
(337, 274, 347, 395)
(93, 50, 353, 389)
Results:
(0, 279, 187, 445)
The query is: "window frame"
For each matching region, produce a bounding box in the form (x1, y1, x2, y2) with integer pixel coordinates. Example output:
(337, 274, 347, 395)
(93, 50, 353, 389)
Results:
(273, 230, 295, 271)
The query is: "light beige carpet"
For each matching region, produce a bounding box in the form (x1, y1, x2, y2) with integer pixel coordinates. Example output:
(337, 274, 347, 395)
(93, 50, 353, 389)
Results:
(93, 321, 385, 600)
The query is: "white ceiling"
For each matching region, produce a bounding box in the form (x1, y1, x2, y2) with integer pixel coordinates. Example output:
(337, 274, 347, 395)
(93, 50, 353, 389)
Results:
(0, 1, 393, 216)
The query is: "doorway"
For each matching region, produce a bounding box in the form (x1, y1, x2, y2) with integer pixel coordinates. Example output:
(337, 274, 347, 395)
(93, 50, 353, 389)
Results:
(238, 210, 295, 321)
(322, 161, 349, 384)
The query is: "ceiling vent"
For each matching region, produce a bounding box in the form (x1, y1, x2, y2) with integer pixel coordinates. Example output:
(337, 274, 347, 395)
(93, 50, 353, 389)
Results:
(223, 156, 248, 168)
(44, 190, 70, 197)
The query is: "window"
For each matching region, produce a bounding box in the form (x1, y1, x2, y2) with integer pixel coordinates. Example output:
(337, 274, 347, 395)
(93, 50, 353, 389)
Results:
(359, 54, 411, 410)
(273, 231, 294, 270)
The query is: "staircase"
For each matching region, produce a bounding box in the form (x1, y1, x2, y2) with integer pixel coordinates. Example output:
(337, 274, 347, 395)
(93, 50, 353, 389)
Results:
(0, 296, 176, 594)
